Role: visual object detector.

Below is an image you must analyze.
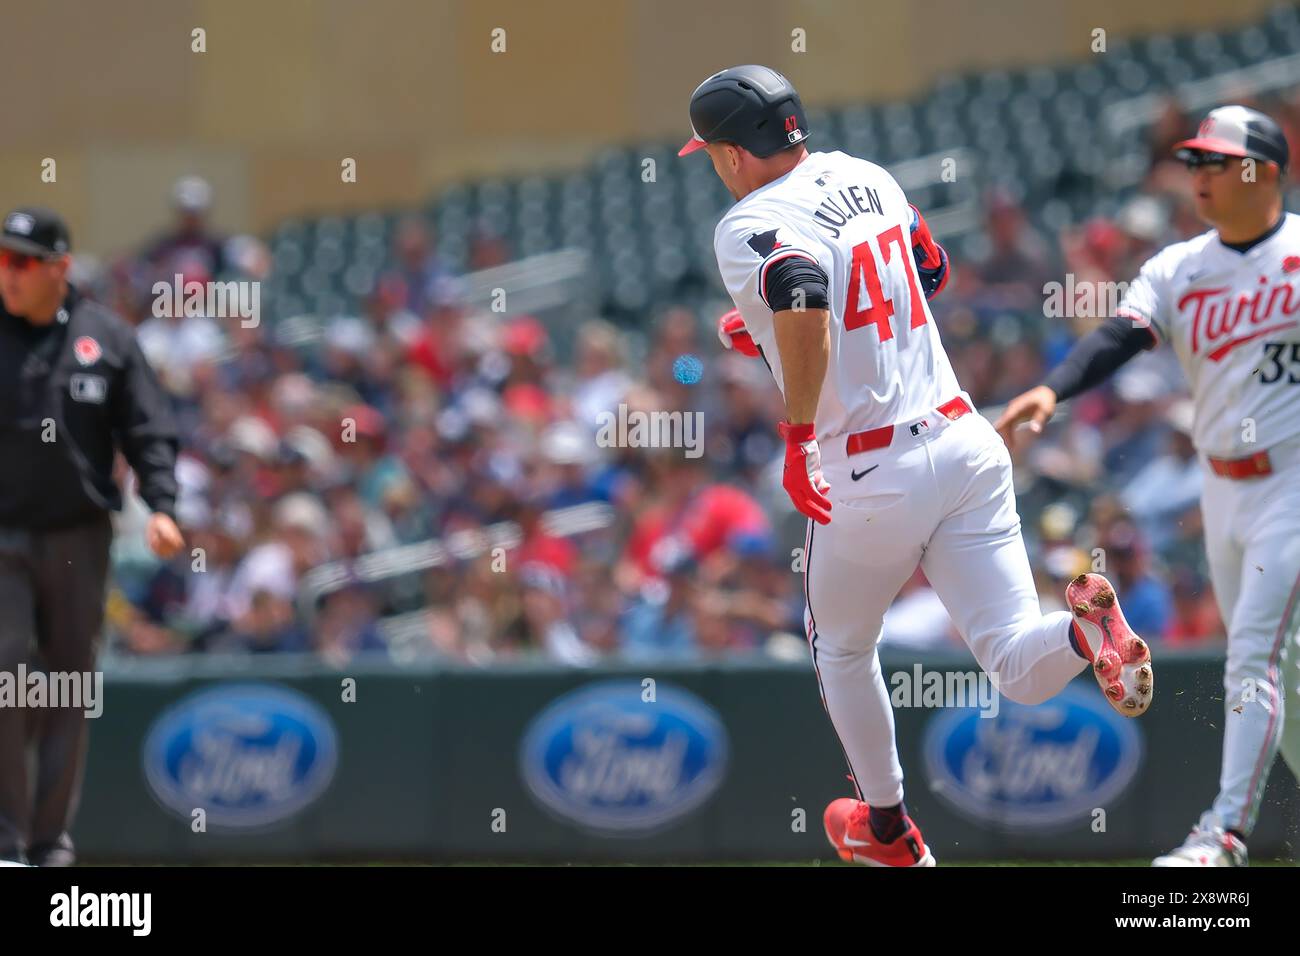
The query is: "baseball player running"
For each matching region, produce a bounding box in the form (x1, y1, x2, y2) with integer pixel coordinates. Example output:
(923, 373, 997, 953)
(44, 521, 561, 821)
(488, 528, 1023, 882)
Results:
(680, 65, 1154, 867)
(998, 106, 1299, 867)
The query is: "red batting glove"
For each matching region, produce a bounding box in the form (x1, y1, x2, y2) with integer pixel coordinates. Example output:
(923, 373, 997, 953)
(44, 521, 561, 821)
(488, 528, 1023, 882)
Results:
(778, 421, 832, 525)
(909, 204, 950, 299)
(908, 204, 943, 270)
(717, 308, 761, 358)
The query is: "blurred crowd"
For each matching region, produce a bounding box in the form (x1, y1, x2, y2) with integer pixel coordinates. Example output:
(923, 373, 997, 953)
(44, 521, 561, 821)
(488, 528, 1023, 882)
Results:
(84, 92, 1300, 666)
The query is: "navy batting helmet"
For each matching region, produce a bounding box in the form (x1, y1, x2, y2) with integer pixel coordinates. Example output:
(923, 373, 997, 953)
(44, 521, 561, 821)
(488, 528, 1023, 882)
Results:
(677, 65, 809, 159)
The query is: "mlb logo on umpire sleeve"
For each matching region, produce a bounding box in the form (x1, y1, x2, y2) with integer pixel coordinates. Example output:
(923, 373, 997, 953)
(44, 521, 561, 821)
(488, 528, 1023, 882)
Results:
(70, 373, 107, 404)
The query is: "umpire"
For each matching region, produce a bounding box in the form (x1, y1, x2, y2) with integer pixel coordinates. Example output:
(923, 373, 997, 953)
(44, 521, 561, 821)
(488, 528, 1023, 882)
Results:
(0, 207, 183, 866)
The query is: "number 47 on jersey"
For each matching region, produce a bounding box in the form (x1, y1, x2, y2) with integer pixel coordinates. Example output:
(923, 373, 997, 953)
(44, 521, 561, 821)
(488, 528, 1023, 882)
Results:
(845, 224, 928, 341)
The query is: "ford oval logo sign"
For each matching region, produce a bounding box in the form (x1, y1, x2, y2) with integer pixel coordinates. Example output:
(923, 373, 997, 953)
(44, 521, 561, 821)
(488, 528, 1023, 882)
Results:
(922, 684, 1142, 830)
(521, 681, 729, 834)
(143, 683, 339, 829)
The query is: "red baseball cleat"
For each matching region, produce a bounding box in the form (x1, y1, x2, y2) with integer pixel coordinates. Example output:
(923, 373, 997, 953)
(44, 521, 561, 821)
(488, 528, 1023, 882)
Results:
(823, 798, 935, 867)
(1067, 573, 1154, 717)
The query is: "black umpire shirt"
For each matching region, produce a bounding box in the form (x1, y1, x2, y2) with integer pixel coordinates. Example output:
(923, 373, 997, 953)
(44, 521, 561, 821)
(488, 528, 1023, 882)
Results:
(0, 287, 178, 530)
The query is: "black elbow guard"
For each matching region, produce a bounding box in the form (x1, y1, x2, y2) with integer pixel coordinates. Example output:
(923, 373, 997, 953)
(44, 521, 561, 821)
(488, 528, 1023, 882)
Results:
(764, 256, 830, 312)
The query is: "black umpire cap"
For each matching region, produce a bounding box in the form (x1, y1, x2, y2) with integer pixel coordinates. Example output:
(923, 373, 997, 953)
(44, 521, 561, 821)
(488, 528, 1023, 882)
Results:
(678, 65, 809, 159)
(1174, 105, 1290, 172)
(0, 207, 71, 258)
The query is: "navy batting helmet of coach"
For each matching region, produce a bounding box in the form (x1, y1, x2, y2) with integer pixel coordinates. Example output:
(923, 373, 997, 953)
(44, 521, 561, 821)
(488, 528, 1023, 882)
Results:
(677, 65, 809, 159)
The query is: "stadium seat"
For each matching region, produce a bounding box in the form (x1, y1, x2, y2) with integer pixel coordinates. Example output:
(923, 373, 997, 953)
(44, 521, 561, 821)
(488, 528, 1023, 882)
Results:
(257, 13, 1294, 326)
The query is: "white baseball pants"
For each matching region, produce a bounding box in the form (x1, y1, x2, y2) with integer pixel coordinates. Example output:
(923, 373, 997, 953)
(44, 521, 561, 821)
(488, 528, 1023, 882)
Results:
(1201, 435, 1300, 836)
(802, 399, 1085, 808)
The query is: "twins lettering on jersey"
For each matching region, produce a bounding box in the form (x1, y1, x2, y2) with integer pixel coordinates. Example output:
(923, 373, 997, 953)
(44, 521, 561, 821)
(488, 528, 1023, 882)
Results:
(1179, 274, 1300, 360)
(1115, 213, 1300, 456)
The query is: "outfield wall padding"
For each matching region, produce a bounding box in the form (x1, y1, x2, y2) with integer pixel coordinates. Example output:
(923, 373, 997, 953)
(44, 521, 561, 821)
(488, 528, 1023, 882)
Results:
(74, 651, 1300, 863)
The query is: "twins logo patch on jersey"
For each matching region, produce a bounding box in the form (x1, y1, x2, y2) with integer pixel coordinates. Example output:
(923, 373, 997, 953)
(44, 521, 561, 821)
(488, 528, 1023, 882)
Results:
(746, 228, 785, 257)
(73, 335, 101, 366)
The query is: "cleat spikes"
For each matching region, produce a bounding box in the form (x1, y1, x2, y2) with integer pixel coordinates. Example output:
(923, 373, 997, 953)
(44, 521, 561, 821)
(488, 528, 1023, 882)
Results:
(1064, 573, 1154, 719)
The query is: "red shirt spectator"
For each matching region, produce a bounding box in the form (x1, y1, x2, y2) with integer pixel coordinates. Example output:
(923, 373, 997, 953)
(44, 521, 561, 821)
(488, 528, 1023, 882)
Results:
(625, 483, 770, 580)
(1164, 584, 1224, 646)
(407, 328, 453, 387)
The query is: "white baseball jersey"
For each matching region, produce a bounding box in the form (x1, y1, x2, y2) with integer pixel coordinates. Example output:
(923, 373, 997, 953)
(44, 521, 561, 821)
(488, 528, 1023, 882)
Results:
(708, 151, 1112, 826)
(714, 150, 961, 439)
(1118, 212, 1300, 836)
(1116, 213, 1300, 459)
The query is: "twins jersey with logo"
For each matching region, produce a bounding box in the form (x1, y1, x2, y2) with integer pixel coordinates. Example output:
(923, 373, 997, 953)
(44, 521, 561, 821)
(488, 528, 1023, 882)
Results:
(714, 150, 960, 441)
(1118, 215, 1300, 836)
(711, 150, 1089, 814)
(1117, 213, 1300, 459)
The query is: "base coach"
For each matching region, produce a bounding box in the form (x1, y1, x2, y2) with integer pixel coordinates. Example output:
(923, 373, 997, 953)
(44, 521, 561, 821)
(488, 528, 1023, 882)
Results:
(0, 208, 184, 866)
